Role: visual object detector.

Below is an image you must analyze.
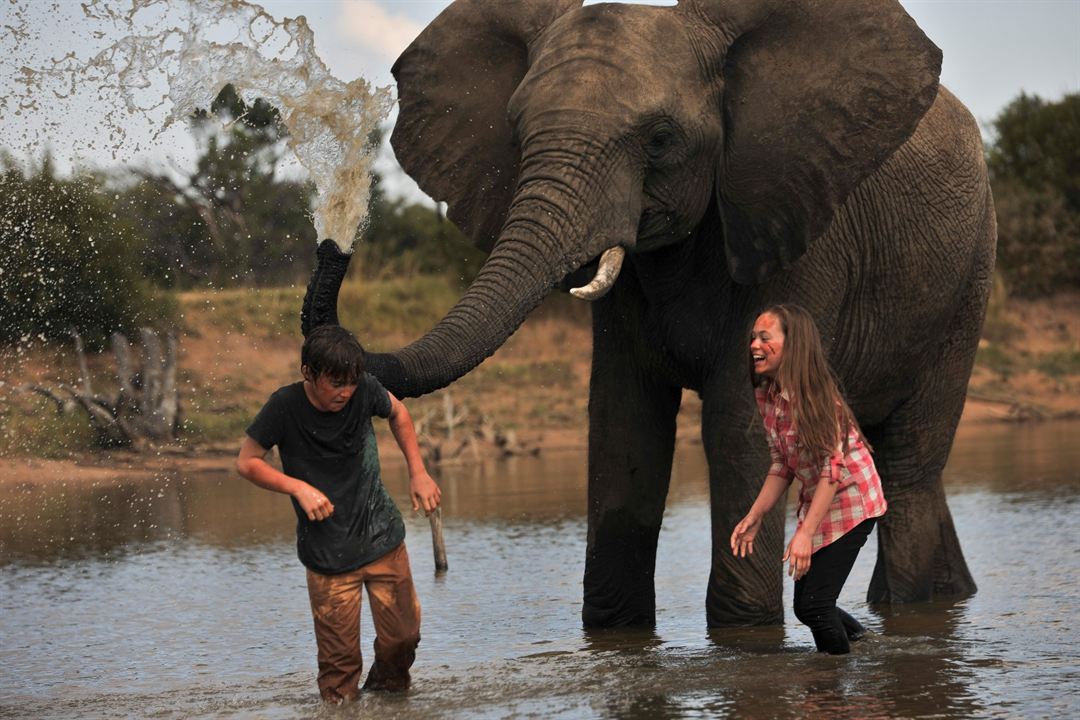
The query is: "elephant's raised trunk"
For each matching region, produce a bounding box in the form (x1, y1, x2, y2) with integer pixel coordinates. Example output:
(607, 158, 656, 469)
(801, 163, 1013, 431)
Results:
(301, 240, 352, 337)
(301, 141, 638, 398)
(366, 212, 584, 397)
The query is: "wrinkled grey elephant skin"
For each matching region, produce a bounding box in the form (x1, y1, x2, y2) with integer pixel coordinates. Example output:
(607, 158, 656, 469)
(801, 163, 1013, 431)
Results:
(352, 0, 993, 627)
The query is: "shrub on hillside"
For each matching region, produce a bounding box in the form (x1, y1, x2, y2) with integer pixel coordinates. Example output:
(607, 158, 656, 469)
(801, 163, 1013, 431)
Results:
(347, 128, 486, 284)
(991, 178, 1080, 298)
(0, 156, 175, 350)
(356, 196, 485, 283)
(987, 92, 1080, 297)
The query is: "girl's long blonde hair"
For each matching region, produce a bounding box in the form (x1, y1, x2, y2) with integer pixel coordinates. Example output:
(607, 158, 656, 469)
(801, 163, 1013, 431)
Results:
(751, 303, 870, 461)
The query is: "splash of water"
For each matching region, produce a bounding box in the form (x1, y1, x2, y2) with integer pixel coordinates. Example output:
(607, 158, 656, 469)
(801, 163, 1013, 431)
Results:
(4, 0, 394, 251)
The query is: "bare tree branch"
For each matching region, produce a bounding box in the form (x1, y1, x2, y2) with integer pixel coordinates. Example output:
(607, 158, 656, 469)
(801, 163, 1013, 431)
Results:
(19, 329, 182, 449)
(70, 329, 94, 397)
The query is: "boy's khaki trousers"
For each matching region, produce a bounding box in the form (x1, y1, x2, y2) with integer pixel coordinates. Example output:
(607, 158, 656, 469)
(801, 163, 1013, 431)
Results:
(305, 543, 421, 702)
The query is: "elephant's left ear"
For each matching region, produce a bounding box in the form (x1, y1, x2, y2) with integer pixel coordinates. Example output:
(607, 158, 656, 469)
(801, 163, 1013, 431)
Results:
(682, 0, 941, 284)
(391, 0, 582, 253)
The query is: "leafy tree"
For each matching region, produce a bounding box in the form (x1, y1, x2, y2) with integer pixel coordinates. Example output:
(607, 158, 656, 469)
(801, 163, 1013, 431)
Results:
(0, 155, 174, 349)
(987, 92, 1080, 214)
(992, 178, 1080, 297)
(986, 92, 1080, 297)
(121, 84, 317, 288)
(121, 106, 483, 290)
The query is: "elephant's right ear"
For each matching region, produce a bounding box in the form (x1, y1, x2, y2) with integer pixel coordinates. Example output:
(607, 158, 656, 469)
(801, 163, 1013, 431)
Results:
(391, 0, 581, 252)
(684, 0, 942, 284)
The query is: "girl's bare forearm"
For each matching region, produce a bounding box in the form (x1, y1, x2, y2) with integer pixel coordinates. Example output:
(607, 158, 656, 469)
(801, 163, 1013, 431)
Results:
(747, 474, 791, 518)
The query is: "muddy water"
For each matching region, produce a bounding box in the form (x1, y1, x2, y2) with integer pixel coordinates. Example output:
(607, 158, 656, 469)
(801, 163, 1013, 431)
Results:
(1, 421, 1078, 718)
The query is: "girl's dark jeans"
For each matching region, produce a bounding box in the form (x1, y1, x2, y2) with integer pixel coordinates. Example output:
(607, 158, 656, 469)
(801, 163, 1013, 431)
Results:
(793, 518, 877, 654)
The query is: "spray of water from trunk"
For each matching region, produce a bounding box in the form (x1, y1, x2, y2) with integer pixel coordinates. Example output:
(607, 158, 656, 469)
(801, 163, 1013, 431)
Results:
(3, 0, 392, 249)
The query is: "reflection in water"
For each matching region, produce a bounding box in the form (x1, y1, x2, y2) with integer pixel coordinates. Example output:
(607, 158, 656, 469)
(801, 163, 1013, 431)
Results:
(0, 470, 293, 564)
(1, 421, 1078, 718)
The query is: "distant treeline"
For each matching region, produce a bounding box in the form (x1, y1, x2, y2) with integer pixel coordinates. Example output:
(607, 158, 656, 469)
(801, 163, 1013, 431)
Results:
(0, 88, 1076, 347)
(987, 92, 1080, 298)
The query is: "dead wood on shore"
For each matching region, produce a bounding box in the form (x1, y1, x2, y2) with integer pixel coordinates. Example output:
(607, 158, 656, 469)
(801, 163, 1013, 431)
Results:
(413, 390, 539, 465)
(17, 329, 181, 448)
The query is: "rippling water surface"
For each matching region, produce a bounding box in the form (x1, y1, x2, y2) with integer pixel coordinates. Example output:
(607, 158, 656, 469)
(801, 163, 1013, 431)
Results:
(1, 420, 1078, 718)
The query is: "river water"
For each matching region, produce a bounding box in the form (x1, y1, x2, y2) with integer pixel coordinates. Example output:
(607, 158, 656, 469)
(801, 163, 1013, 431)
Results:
(1, 420, 1078, 718)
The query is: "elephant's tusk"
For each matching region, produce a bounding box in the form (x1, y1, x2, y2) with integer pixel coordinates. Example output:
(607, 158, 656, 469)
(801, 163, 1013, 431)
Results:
(570, 246, 626, 301)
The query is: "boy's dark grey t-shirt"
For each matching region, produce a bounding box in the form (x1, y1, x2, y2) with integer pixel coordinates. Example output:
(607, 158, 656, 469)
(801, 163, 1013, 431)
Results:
(246, 376, 404, 575)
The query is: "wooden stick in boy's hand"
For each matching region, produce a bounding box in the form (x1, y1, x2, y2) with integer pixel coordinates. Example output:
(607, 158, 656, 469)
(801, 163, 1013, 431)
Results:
(429, 507, 448, 573)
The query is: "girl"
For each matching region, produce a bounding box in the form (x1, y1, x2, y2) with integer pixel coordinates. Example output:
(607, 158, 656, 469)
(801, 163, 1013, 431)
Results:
(731, 303, 887, 654)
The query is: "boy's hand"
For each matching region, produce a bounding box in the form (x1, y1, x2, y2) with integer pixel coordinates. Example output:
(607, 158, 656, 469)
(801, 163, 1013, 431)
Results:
(410, 472, 442, 515)
(294, 482, 334, 522)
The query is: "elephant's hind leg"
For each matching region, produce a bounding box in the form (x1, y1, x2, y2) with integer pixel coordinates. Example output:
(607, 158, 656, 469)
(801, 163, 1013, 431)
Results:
(865, 276, 989, 603)
(866, 468, 975, 603)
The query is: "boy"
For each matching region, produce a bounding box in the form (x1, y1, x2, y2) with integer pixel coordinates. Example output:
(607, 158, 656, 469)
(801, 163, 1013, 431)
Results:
(236, 324, 441, 703)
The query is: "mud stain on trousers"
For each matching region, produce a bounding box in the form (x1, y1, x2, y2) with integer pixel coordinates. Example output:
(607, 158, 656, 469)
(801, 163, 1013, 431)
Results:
(305, 543, 421, 702)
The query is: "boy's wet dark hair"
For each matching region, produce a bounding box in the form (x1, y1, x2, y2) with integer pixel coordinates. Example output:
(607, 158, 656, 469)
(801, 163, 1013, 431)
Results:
(301, 325, 366, 383)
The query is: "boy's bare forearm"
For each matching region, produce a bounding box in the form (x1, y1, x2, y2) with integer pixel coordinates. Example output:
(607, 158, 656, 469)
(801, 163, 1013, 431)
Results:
(238, 456, 303, 496)
(388, 408, 428, 478)
(236, 436, 303, 496)
(386, 394, 428, 476)
(386, 393, 442, 513)
(237, 436, 335, 521)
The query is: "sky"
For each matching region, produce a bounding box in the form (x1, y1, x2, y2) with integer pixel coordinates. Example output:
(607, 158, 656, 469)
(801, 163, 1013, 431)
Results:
(1, 0, 1077, 204)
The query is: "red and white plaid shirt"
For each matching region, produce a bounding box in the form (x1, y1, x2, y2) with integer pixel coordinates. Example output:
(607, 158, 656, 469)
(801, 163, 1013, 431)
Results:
(755, 382, 887, 552)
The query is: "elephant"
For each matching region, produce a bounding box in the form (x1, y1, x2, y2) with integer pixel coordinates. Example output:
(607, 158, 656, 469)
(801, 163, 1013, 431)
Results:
(305, 0, 993, 627)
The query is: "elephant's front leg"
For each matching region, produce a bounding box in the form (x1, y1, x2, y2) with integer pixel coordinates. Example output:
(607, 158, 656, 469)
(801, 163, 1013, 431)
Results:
(582, 301, 681, 628)
(702, 382, 786, 626)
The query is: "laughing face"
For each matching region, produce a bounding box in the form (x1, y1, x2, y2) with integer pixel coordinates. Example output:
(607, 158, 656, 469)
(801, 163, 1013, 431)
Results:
(750, 312, 786, 380)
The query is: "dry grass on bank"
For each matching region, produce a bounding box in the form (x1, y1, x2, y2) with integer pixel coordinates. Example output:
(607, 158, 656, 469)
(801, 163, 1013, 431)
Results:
(174, 274, 600, 454)
(1, 276, 1077, 465)
(0, 275, 601, 460)
(967, 286, 1080, 421)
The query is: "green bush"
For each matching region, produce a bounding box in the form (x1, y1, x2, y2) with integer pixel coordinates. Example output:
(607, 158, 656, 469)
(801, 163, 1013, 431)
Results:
(0, 156, 175, 349)
(987, 93, 1080, 215)
(350, 139, 486, 284)
(991, 179, 1080, 297)
(353, 197, 486, 283)
(987, 92, 1080, 297)
(0, 394, 98, 458)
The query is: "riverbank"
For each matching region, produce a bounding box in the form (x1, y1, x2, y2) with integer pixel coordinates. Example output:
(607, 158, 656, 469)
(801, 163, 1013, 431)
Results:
(1, 279, 1077, 484)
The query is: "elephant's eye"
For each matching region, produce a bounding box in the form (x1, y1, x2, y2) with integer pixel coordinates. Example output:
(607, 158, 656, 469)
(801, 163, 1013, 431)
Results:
(643, 119, 686, 165)
(646, 129, 675, 155)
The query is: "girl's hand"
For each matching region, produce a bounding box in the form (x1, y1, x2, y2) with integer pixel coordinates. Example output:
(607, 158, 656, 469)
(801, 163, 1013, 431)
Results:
(410, 472, 442, 515)
(730, 513, 762, 558)
(783, 529, 813, 580)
